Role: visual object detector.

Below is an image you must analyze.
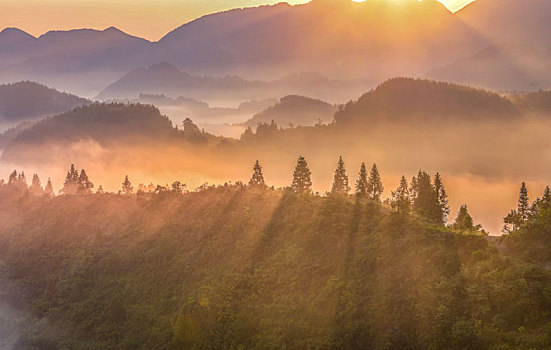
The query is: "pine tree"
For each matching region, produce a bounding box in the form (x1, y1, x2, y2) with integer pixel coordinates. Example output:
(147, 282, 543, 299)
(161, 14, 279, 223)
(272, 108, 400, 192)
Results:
(355, 163, 368, 198)
(44, 178, 55, 197)
(391, 175, 411, 214)
(453, 205, 475, 231)
(518, 182, 530, 223)
(434, 173, 450, 224)
(78, 169, 94, 194)
(410, 176, 418, 203)
(68, 164, 79, 182)
(367, 163, 384, 201)
(8, 170, 17, 184)
(18, 172, 27, 186)
(542, 186, 551, 210)
(503, 209, 522, 234)
(29, 174, 44, 196)
(7, 170, 27, 192)
(502, 182, 531, 233)
(122, 175, 133, 194)
(171, 181, 187, 194)
(291, 156, 312, 194)
(249, 160, 265, 186)
(331, 156, 350, 195)
(412, 170, 441, 224)
(530, 197, 542, 219)
(61, 164, 81, 195)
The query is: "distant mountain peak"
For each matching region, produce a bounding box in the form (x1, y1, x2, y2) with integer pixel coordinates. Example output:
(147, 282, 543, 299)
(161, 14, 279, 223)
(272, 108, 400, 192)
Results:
(0, 27, 36, 42)
(0, 27, 33, 36)
(103, 26, 123, 33)
(147, 62, 181, 73)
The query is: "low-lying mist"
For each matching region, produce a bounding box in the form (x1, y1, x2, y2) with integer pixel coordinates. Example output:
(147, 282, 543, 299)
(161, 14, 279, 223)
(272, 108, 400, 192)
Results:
(2, 113, 550, 234)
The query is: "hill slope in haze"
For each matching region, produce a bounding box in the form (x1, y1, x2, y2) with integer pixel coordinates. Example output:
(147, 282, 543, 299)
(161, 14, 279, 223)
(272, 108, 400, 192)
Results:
(243, 95, 337, 128)
(457, 0, 551, 48)
(335, 78, 520, 123)
(158, 0, 486, 79)
(0, 81, 90, 125)
(97, 63, 371, 104)
(426, 44, 551, 91)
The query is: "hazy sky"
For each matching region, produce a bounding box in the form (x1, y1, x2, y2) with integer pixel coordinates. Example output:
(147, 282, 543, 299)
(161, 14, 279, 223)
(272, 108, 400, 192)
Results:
(1, 0, 475, 41)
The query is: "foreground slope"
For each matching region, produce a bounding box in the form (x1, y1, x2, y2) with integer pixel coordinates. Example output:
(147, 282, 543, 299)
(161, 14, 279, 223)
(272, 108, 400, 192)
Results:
(0, 185, 550, 349)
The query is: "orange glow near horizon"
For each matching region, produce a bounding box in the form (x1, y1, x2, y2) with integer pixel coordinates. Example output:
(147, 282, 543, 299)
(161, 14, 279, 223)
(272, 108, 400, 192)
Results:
(0, 0, 476, 41)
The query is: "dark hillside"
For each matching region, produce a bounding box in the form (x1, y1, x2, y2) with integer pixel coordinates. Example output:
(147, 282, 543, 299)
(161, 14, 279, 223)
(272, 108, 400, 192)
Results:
(335, 78, 520, 123)
(243, 95, 336, 128)
(0, 81, 90, 122)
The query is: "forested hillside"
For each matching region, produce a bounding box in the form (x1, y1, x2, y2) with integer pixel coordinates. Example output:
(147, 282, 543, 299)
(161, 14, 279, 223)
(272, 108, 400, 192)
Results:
(1, 160, 551, 349)
(0, 81, 90, 123)
(242, 95, 336, 128)
(335, 78, 520, 123)
(0, 103, 217, 163)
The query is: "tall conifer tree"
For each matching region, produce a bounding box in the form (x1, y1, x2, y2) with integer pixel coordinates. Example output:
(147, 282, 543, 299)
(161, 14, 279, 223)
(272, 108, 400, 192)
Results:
(453, 205, 475, 231)
(249, 160, 265, 186)
(542, 186, 551, 209)
(367, 163, 384, 201)
(291, 156, 312, 194)
(518, 182, 530, 222)
(122, 175, 133, 194)
(503, 182, 531, 233)
(434, 173, 450, 224)
(62, 164, 81, 195)
(78, 169, 94, 194)
(412, 170, 442, 224)
(8, 170, 17, 184)
(355, 163, 368, 198)
(29, 174, 44, 196)
(44, 178, 55, 197)
(331, 156, 350, 195)
(391, 175, 411, 214)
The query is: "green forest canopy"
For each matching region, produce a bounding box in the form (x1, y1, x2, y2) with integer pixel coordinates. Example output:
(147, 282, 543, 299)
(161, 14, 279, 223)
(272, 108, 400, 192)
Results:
(1, 158, 551, 349)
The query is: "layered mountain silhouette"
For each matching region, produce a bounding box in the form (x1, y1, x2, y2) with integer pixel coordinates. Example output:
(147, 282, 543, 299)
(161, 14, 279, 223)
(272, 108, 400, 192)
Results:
(3, 78, 535, 158)
(97, 63, 370, 103)
(0, 81, 90, 126)
(0, 27, 153, 96)
(0, 0, 491, 96)
(4, 0, 551, 94)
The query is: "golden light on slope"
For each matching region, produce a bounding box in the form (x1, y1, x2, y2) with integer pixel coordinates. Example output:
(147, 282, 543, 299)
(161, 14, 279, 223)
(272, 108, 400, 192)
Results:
(0, 0, 475, 41)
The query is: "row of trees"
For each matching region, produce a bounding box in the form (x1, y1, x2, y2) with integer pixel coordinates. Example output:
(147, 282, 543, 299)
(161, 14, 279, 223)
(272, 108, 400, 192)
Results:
(3, 159, 477, 229)
(0, 170, 55, 197)
(250, 156, 456, 226)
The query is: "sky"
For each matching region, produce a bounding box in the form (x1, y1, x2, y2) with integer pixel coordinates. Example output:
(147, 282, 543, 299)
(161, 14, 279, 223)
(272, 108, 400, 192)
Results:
(1, 0, 475, 41)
